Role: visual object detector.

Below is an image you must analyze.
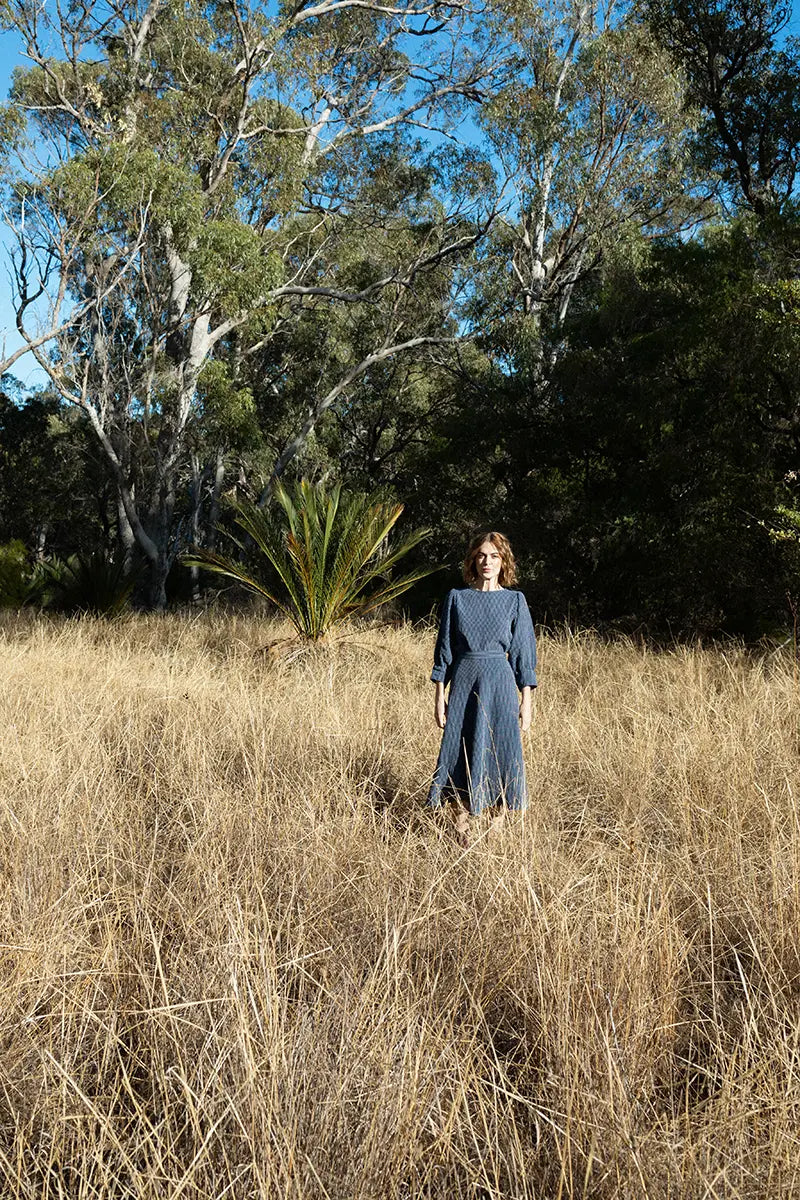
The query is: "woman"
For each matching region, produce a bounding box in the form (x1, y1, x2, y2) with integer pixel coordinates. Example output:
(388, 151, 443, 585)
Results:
(428, 532, 536, 844)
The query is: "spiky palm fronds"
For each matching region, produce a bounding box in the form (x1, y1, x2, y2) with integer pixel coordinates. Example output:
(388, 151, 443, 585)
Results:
(1, 544, 135, 615)
(185, 480, 437, 640)
(35, 552, 135, 616)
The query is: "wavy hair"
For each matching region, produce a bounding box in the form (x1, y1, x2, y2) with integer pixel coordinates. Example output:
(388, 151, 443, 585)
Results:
(462, 531, 518, 587)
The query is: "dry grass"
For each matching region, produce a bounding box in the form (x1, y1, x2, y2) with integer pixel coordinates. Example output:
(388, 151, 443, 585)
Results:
(1, 611, 799, 1199)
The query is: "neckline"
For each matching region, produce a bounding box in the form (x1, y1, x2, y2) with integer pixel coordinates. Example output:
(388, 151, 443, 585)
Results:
(468, 585, 506, 593)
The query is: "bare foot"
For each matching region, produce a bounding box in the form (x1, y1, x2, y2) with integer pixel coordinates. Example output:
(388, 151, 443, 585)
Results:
(453, 808, 471, 849)
(486, 808, 505, 839)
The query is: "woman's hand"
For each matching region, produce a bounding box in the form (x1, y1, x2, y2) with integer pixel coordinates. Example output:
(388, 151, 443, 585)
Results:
(519, 686, 532, 733)
(434, 682, 448, 729)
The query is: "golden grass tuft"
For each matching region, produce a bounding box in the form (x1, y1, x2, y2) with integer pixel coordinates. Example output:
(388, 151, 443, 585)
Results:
(1, 611, 799, 1198)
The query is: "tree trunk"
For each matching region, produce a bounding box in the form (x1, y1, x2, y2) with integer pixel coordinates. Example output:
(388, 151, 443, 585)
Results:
(149, 550, 170, 611)
(207, 450, 225, 553)
(189, 454, 203, 605)
(145, 471, 176, 611)
(117, 492, 136, 571)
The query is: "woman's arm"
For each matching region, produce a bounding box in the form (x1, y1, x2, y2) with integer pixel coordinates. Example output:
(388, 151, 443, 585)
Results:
(430, 592, 455, 723)
(509, 592, 537, 702)
(519, 685, 532, 733)
(434, 680, 448, 729)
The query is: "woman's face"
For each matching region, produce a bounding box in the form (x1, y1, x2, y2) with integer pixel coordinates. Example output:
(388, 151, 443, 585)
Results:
(474, 540, 503, 585)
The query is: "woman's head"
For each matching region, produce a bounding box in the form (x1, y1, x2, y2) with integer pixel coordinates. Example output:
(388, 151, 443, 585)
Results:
(462, 531, 518, 587)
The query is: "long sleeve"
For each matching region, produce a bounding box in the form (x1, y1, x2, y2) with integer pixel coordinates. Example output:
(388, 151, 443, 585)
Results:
(508, 590, 537, 690)
(430, 589, 456, 685)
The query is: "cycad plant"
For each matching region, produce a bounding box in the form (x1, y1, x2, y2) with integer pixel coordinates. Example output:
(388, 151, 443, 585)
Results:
(0, 544, 134, 615)
(185, 479, 438, 641)
(35, 551, 135, 616)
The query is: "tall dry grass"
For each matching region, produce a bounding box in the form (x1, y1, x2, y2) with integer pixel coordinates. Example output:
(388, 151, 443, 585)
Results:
(1, 611, 799, 1199)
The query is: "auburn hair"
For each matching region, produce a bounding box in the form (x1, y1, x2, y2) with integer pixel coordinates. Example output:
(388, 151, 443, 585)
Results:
(462, 531, 518, 587)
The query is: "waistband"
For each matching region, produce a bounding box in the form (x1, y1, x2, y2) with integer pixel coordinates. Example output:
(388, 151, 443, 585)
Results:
(457, 651, 508, 658)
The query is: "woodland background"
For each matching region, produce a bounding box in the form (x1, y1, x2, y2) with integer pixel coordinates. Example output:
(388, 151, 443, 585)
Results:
(1, 0, 799, 634)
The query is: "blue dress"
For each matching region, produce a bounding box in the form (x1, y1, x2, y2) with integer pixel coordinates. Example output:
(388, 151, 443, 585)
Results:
(428, 587, 537, 814)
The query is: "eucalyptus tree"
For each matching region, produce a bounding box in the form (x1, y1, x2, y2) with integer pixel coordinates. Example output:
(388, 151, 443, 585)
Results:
(238, 150, 477, 498)
(474, 0, 703, 372)
(646, 0, 800, 219)
(0, 0, 498, 607)
(379, 0, 711, 592)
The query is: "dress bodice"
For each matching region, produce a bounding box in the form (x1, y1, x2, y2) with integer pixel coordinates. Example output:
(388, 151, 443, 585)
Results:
(430, 587, 537, 690)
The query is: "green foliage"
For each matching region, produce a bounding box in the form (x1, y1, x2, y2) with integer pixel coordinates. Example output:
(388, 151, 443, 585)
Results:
(3, 0, 797, 634)
(246, 99, 308, 218)
(190, 221, 283, 316)
(532, 229, 798, 632)
(196, 362, 260, 450)
(40, 146, 205, 249)
(764, 505, 800, 546)
(0, 100, 25, 155)
(394, 215, 800, 635)
(0, 389, 111, 560)
(645, 0, 800, 215)
(34, 552, 135, 616)
(471, 0, 699, 370)
(1, 0, 494, 612)
(0, 540, 32, 607)
(185, 479, 438, 640)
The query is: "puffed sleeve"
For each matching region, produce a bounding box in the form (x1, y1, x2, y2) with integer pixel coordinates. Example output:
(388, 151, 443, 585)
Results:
(508, 590, 537, 690)
(430, 589, 456, 685)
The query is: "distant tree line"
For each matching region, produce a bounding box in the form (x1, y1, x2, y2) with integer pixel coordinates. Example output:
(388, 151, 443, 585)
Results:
(0, 0, 798, 635)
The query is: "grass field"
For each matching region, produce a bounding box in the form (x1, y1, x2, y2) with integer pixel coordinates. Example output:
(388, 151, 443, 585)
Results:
(1, 612, 799, 1199)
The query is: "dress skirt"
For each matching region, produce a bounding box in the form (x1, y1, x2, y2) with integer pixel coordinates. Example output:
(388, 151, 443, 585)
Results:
(429, 651, 527, 814)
